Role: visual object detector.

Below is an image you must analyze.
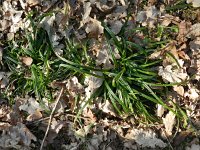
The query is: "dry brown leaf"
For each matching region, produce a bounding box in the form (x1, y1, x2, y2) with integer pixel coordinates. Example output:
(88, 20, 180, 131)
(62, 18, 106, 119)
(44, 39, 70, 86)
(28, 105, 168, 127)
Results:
(173, 85, 184, 97)
(158, 62, 188, 83)
(0, 122, 11, 131)
(162, 111, 176, 136)
(85, 72, 103, 99)
(21, 56, 33, 66)
(26, 109, 42, 121)
(187, 0, 200, 8)
(51, 118, 65, 134)
(19, 97, 43, 115)
(184, 84, 199, 101)
(27, 0, 41, 6)
(125, 128, 166, 148)
(177, 21, 191, 43)
(75, 124, 92, 138)
(109, 20, 123, 34)
(136, 5, 160, 28)
(157, 104, 165, 117)
(82, 2, 92, 20)
(99, 100, 116, 117)
(95, 0, 116, 12)
(186, 144, 200, 150)
(82, 108, 97, 123)
(85, 17, 104, 39)
(0, 72, 9, 89)
(173, 131, 191, 146)
(177, 50, 190, 60)
(187, 23, 200, 39)
(0, 123, 36, 149)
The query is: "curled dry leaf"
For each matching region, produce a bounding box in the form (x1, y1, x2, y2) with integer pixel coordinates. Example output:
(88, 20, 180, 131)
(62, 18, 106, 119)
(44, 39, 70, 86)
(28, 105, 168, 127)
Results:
(188, 37, 200, 79)
(66, 76, 84, 95)
(19, 97, 43, 115)
(95, 41, 121, 69)
(26, 109, 42, 121)
(186, 144, 200, 150)
(48, 119, 65, 141)
(187, 23, 200, 38)
(95, 0, 116, 12)
(184, 84, 199, 117)
(136, 5, 160, 28)
(85, 17, 104, 39)
(21, 56, 33, 66)
(158, 65, 188, 83)
(27, 0, 41, 6)
(184, 85, 199, 101)
(0, 122, 11, 131)
(82, 108, 97, 123)
(125, 128, 166, 148)
(173, 85, 184, 97)
(0, 105, 11, 121)
(39, 14, 60, 47)
(157, 104, 165, 117)
(162, 111, 176, 136)
(99, 100, 116, 117)
(0, 72, 9, 89)
(0, 123, 36, 149)
(85, 71, 103, 99)
(177, 20, 191, 42)
(109, 20, 123, 35)
(187, 0, 200, 8)
(82, 2, 92, 20)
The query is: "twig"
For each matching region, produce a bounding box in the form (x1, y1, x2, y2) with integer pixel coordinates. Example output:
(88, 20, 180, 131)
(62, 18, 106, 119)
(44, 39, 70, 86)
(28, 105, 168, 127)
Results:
(26, 112, 90, 126)
(40, 87, 64, 150)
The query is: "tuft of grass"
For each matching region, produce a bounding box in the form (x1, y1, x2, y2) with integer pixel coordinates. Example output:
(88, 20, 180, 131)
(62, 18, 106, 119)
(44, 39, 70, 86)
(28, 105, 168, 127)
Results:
(2, 13, 187, 123)
(57, 25, 185, 122)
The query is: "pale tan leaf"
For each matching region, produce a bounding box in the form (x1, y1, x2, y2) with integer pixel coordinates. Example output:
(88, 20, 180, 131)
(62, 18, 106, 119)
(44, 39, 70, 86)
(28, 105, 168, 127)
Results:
(157, 104, 165, 117)
(187, 0, 200, 8)
(186, 144, 200, 150)
(125, 129, 166, 148)
(19, 97, 42, 115)
(162, 111, 176, 135)
(85, 17, 104, 39)
(173, 86, 184, 96)
(99, 100, 116, 117)
(0, 123, 36, 149)
(26, 110, 42, 121)
(82, 2, 92, 20)
(27, 0, 40, 6)
(187, 23, 200, 38)
(21, 57, 33, 66)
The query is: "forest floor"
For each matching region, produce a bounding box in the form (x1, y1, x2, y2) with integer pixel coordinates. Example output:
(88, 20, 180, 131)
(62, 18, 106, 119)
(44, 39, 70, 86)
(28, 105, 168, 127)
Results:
(0, 0, 200, 149)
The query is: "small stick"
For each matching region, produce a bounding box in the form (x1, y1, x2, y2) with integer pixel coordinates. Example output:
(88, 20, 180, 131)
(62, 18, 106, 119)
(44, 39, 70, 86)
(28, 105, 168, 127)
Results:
(26, 112, 89, 126)
(40, 87, 64, 150)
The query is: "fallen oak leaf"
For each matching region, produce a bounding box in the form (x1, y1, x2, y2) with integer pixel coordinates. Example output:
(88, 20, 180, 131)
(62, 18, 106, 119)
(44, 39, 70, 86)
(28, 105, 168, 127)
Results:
(85, 17, 104, 39)
(0, 123, 36, 149)
(20, 56, 33, 66)
(187, 0, 200, 8)
(27, 0, 41, 6)
(162, 111, 176, 136)
(125, 128, 167, 148)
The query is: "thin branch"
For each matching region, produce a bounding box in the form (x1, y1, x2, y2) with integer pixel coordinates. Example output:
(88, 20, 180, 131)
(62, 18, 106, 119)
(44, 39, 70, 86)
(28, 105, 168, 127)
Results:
(40, 87, 64, 150)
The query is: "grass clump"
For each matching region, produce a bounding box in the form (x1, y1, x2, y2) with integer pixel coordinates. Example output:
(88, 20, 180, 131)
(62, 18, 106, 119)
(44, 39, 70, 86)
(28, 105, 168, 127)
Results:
(2, 14, 186, 123)
(58, 26, 180, 122)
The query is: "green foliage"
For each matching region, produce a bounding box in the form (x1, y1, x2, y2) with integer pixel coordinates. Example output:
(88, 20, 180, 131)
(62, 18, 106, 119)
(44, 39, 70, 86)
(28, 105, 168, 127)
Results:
(3, 13, 187, 123)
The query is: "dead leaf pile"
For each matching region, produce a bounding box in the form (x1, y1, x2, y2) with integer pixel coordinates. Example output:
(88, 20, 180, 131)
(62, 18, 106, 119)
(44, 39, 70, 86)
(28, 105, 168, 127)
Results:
(1, 0, 200, 149)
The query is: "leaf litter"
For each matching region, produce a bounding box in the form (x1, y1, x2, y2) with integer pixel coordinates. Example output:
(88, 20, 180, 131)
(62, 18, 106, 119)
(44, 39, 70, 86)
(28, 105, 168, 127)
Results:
(0, 0, 200, 149)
